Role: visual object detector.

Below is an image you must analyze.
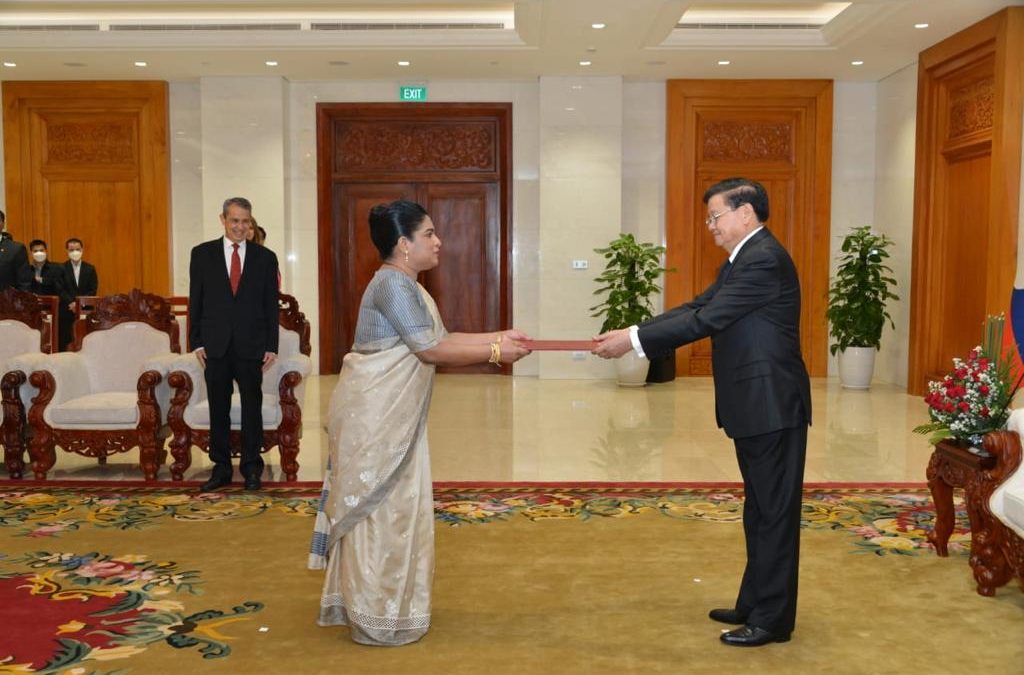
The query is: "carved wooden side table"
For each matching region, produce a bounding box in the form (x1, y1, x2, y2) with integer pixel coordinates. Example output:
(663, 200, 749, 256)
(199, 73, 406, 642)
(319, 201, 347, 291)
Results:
(926, 438, 1013, 596)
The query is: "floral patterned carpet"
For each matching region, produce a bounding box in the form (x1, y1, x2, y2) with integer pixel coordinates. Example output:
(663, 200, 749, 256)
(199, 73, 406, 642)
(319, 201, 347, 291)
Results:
(0, 484, 970, 673)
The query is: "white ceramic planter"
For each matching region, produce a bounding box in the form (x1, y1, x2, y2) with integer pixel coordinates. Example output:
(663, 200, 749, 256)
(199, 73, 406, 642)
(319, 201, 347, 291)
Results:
(616, 351, 650, 387)
(838, 346, 876, 389)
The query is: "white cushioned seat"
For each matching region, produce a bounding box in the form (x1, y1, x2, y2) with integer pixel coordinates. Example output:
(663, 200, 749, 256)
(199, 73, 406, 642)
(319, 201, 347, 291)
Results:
(48, 392, 140, 426)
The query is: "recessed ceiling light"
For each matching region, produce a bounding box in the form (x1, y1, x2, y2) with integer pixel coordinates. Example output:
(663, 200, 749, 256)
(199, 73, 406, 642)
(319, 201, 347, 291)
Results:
(2, 62, 16, 68)
(579, 60, 592, 66)
(565, 107, 575, 111)
(134, 61, 147, 67)
(265, 60, 278, 67)
(398, 60, 410, 66)
(586, 47, 597, 53)
(571, 84, 583, 90)
(591, 23, 606, 29)
(851, 60, 864, 66)
(718, 60, 731, 66)
(914, 23, 929, 29)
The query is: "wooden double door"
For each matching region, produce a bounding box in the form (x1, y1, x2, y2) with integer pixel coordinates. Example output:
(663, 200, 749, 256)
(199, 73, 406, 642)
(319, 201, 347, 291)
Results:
(317, 103, 512, 375)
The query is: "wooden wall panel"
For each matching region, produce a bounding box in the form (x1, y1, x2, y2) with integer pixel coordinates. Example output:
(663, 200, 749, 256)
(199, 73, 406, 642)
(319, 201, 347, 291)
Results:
(909, 8, 1024, 395)
(316, 103, 512, 375)
(666, 80, 832, 377)
(2, 81, 170, 295)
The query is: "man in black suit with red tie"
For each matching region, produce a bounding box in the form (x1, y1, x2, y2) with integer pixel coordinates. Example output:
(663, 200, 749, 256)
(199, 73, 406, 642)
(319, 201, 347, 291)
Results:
(189, 197, 280, 492)
(593, 178, 810, 647)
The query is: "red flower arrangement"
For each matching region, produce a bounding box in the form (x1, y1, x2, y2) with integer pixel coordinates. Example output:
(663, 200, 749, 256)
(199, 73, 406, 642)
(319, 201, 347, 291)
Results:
(914, 316, 1022, 448)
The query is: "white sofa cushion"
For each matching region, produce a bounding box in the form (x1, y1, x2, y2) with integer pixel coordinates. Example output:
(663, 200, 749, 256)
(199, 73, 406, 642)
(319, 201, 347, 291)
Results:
(0, 320, 40, 362)
(1005, 491, 1024, 535)
(184, 393, 282, 429)
(49, 392, 140, 426)
(991, 408, 1024, 538)
(81, 322, 171, 393)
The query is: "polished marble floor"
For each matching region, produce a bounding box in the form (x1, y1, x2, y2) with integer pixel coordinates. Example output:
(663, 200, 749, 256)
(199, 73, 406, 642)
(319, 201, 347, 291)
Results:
(29, 374, 936, 484)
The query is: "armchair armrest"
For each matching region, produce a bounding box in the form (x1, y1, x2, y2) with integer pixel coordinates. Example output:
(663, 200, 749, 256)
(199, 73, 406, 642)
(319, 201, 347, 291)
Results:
(20, 352, 90, 405)
(143, 353, 189, 379)
(167, 353, 207, 405)
(278, 353, 313, 379)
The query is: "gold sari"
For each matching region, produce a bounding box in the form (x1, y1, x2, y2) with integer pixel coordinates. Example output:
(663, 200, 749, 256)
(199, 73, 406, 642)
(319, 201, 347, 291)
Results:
(309, 279, 443, 646)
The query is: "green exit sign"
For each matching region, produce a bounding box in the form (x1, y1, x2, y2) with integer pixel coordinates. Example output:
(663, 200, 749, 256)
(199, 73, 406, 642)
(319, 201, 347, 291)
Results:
(399, 85, 428, 101)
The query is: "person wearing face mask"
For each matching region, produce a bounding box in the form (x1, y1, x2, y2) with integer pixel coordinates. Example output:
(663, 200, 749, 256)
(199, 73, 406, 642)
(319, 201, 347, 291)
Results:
(28, 239, 64, 297)
(0, 209, 32, 292)
(58, 237, 99, 350)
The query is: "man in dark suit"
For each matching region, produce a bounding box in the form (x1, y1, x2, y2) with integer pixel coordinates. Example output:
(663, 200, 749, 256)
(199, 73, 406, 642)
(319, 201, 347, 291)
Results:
(28, 240, 65, 297)
(593, 178, 810, 647)
(59, 237, 99, 351)
(0, 210, 32, 292)
(189, 197, 279, 492)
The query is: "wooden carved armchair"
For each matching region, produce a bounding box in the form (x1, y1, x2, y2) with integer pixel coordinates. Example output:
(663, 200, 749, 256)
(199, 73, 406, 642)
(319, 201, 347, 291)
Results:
(25, 289, 182, 480)
(0, 289, 58, 478)
(977, 410, 1024, 592)
(166, 293, 313, 481)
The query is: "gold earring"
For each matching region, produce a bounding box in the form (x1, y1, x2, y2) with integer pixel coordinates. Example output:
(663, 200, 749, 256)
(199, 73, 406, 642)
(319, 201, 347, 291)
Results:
(404, 249, 409, 263)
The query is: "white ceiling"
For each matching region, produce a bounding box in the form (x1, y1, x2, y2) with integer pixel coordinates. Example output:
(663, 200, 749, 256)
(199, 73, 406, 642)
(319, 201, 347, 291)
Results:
(0, 0, 1020, 83)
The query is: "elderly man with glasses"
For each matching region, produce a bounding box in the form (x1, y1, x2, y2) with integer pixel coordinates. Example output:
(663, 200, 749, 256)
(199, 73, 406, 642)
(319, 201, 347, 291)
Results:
(593, 177, 811, 648)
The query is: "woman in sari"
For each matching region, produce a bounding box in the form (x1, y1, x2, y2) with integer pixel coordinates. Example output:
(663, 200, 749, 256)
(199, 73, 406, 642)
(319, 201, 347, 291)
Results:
(308, 200, 531, 646)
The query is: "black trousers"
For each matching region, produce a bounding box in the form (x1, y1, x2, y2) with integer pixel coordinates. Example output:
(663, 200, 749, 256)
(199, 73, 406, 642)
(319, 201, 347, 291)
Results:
(733, 424, 807, 635)
(204, 343, 265, 480)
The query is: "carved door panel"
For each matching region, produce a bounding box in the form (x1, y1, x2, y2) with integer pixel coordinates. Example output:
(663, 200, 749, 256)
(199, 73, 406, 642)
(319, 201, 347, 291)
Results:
(2, 81, 170, 295)
(317, 103, 512, 375)
(421, 182, 500, 374)
(908, 8, 1023, 395)
(666, 80, 832, 377)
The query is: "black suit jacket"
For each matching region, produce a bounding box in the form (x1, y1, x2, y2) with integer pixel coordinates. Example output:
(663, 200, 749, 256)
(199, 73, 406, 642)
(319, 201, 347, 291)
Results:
(638, 228, 811, 439)
(0, 237, 31, 291)
(30, 261, 65, 297)
(59, 260, 99, 304)
(189, 238, 280, 359)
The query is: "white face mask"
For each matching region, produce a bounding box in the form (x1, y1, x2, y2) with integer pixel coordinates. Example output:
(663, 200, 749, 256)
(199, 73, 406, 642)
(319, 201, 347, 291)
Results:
(68, 250, 83, 262)
(32, 251, 47, 263)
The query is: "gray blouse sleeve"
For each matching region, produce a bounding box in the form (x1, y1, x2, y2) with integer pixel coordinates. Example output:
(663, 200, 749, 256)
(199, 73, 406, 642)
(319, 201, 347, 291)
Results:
(372, 273, 441, 352)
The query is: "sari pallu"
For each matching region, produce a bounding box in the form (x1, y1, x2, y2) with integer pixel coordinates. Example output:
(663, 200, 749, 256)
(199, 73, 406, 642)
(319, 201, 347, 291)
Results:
(309, 286, 442, 646)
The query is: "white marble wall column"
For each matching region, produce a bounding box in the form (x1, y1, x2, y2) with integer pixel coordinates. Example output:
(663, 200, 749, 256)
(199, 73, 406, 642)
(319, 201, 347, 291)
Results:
(197, 76, 287, 263)
(537, 76, 623, 379)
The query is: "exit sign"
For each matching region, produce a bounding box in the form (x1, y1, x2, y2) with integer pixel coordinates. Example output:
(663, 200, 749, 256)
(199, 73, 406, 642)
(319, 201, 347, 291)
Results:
(399, 86, 427, 101)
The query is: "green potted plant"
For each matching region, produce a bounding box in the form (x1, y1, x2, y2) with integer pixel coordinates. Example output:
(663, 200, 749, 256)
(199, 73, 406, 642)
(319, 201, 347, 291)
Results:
(590, 233, 671, 386)
(825, 225, 899, 388)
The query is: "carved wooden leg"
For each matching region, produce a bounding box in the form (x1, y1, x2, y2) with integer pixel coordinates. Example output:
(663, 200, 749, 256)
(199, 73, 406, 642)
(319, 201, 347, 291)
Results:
(1, 370, 27, 479)
(28, 371, 57, 480)
(927, 452, 954, 556)
(964, 477, 1013, 596)
(136, 370, 162, 481)
(167, 370, 194, 481)
(278, 371, 303, 482)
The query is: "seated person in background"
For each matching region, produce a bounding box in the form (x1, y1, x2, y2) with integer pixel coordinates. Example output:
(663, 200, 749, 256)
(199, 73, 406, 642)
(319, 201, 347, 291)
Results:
(58, 237, 99, 351)
(28, 239, 65, 297)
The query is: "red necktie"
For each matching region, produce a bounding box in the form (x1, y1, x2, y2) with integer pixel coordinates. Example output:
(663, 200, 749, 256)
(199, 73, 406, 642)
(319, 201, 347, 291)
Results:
(230, 243, 241, 295)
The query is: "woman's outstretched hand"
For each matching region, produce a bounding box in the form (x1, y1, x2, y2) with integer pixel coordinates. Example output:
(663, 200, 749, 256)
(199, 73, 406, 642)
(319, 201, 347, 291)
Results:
(499, 330, 532, 364)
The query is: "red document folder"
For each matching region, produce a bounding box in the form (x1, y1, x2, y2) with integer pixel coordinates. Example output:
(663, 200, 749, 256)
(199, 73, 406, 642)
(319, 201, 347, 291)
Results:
(520, 340, 598, 351)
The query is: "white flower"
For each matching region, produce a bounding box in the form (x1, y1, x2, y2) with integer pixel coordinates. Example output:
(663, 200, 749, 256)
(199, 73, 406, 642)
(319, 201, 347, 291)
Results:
(344, 495, 360, 507)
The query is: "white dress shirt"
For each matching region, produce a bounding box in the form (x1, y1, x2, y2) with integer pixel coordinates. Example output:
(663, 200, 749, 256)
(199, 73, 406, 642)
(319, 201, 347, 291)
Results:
(223, 236, 247, 274)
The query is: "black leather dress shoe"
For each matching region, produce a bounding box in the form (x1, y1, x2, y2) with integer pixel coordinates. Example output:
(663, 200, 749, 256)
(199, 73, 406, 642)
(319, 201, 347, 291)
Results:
(708, 608, 748, 625)
(720, 625, 790, 647)
(244, 476, 262, 491)
(199, 475, 232, 492)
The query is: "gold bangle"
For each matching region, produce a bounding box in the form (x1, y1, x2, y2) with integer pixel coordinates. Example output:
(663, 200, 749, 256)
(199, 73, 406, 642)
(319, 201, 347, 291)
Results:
(489, 341, 501, 365)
